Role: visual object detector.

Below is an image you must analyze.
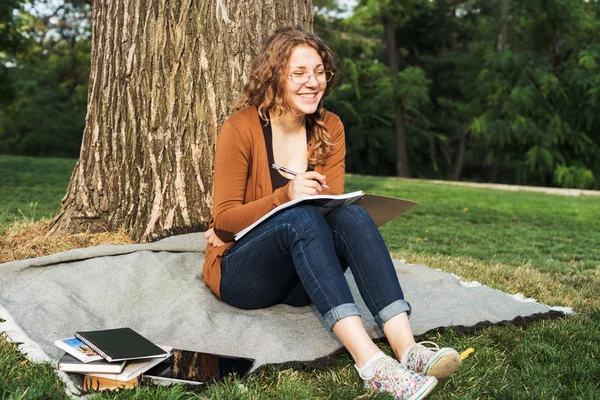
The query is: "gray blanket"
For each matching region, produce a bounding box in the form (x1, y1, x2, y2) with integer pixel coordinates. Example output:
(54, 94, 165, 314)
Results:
(0, 233, 570, 393)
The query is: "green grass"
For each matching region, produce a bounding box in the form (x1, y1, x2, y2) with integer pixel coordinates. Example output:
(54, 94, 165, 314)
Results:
(0, 155, 76, 229)
(346, 175, 600, 275)
(1, 155, 599, 399)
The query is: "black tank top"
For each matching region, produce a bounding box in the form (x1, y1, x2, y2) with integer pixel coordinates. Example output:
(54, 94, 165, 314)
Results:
(262, 113, 314, 191)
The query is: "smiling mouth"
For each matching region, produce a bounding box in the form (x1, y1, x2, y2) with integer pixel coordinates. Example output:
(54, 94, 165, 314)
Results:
(298, 93, 318, 99)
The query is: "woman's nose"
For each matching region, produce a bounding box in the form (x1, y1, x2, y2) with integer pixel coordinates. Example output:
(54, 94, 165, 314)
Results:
(305, 72, 319, 86)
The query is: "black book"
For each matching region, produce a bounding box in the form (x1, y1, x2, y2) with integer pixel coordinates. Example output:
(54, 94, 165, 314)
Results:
(74, 327, 169, 362)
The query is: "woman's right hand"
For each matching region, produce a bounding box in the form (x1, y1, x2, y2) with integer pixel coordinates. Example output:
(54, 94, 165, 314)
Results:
(204, 228, 224, 247)
(287, 171, 327, 200)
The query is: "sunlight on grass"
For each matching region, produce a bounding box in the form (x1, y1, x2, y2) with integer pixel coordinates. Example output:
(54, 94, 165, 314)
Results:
(0, 220, 134, 263)
(392, 253, 599, 313)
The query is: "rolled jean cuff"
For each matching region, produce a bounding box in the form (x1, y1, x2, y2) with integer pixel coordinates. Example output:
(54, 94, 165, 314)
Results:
(374, 299, 412, 331)
(323, 303, 361, 331)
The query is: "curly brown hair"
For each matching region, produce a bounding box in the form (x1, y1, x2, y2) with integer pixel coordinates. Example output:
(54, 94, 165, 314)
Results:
(237, 26, 338, 167)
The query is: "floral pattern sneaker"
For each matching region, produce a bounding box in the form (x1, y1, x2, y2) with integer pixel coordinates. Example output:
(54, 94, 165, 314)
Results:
(360, 354, 437, 400)
(401, 341, 462, 379)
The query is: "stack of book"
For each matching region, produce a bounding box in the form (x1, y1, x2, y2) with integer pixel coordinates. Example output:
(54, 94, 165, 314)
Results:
(55, 327, 172, 392)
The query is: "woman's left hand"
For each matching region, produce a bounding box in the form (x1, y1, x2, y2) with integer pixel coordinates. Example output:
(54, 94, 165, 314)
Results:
(204, 228, 224, 247)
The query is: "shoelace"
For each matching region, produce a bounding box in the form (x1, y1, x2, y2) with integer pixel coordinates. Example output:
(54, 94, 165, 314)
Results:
(360, 356, 409, 381)
(417, 341, 441, 352)
(409, 341, 441, 366)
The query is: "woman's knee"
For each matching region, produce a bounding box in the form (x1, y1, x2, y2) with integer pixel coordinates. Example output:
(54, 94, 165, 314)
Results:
(281, 205, 327, 233)
(329, 205, 372, 227)
(343, 204, 370, 218)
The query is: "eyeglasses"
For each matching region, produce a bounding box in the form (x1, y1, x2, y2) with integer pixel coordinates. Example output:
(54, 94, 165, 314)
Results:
(287, 70, 334, 84)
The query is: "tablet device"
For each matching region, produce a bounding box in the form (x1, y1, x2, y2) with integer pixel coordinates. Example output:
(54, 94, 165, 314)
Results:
(142, 349, 254, 387)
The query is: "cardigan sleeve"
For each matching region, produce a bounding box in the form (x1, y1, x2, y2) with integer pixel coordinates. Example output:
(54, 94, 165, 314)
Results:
(318, 112, 346, 195)
(212, 119, 292, 242)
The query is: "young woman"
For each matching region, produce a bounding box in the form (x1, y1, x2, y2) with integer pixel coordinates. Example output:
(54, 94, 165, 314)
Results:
(203, 26, 461, 400)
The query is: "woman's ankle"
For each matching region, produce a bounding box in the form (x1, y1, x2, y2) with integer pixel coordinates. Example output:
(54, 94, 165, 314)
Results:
(332, 316, 381, 368)
(383, 312, 416, 360)
(393, 340, 416, 360)
(354, 345, 382, 368)
(354, 351, 386, 376)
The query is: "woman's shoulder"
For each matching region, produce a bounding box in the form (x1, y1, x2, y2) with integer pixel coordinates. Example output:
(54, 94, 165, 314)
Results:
(323, 110, 342, 127)
(322, 110, 344, 141)
(224, 106, 260, 129)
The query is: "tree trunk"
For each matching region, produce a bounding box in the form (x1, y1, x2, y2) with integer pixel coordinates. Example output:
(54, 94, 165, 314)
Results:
(497, 0, 508, 52)
(382, 15, 409, 178)
(436, 139, 450, 179)
(49, 0, 313, 242)
(490, 0, 508, 184)
(489, 158, 501, 182)
(448, 131, 469, 181)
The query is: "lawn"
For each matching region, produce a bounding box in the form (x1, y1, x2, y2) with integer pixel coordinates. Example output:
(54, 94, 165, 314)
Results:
(0, 155, 76, 229)
(1, 155, 599, 399)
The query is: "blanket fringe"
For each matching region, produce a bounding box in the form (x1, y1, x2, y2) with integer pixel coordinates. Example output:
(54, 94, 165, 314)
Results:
(448, 272, 575, 314)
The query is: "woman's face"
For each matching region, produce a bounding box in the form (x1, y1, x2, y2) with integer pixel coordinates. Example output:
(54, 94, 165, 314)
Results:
(284, 45, 326, 117)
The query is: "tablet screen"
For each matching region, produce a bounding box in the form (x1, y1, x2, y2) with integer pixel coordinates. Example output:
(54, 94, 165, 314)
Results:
(143, 349, 254, 386)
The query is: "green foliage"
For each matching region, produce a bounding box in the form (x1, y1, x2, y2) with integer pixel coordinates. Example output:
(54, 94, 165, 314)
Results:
(3, 0, 600, 188)
(316, 0, 600, 188)
(0, 0, 91, 157)
(0, 0, 26, 108)
(396, 66, 430, 112)
(0, 0, 26, 54)
(0, 38, 90, 156)
(554, 164, 595, 189)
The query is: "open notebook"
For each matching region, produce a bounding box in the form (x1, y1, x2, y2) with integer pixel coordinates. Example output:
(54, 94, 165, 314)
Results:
(235, 191, 418, 241)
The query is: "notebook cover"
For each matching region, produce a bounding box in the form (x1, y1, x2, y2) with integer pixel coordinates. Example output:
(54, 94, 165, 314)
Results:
(75, 327, 168, 362)
(54, 337, 103, 363)
(353, 193, 418, 227)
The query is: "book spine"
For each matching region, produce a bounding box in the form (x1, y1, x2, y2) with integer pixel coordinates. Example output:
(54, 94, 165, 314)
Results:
(83, 375, 138, 391)
(74, 332, 111, 361)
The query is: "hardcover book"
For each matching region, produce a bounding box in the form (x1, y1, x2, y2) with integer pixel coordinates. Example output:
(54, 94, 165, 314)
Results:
(82, 375, 139, 391)
(74, 327, 169, 362)
(57, 353, 126, 374)
(87, 345, 173, 382)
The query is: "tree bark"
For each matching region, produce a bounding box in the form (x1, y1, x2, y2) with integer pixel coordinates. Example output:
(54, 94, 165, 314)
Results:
(382, 15, 409, 178)
(49, 0, 313, 242)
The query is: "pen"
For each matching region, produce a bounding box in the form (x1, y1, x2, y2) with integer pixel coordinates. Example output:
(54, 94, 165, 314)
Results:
(271, 163, 330, 189)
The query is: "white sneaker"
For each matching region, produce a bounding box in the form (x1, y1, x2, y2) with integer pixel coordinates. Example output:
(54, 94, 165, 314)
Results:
(401, 341, 461, 379)
(358, 353, 437, 400)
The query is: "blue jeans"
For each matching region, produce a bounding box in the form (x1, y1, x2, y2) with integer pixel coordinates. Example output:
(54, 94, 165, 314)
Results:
(220, 204, 411, 331)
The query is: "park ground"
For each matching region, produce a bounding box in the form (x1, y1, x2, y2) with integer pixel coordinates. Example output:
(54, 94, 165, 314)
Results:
(1, 155, 599, 399)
